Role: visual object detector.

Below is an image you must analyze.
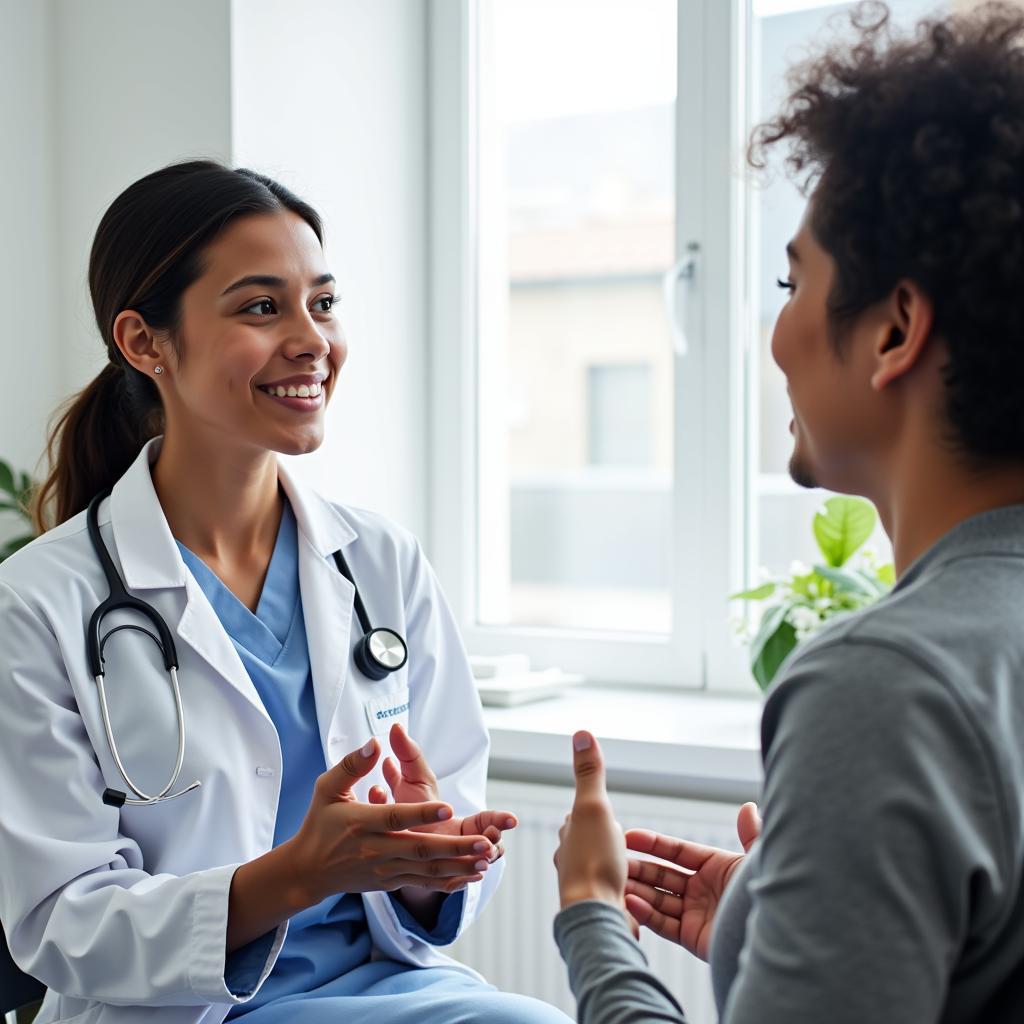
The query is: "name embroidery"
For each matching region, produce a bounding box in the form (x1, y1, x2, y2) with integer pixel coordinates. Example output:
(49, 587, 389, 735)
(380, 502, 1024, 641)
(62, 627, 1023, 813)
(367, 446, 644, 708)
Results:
(375, 701, 410, 721)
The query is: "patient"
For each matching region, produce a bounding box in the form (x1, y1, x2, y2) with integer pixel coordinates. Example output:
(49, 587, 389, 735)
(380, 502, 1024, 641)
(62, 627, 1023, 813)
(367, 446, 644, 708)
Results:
(552, 3, 1024, 1021)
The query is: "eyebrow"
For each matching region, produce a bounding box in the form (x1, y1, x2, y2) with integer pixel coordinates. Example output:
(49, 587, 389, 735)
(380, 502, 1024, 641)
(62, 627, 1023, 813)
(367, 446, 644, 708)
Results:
(221, 272, 336, 297)
(786, 241, 800, 263)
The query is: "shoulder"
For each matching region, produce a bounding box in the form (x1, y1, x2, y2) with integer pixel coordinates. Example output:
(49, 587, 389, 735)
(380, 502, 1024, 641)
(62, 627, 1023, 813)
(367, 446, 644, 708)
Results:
(0, 507, 100, 615)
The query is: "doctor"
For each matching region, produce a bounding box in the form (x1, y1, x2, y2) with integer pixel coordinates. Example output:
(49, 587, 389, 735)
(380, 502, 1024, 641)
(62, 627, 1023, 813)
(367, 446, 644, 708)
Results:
(0, 161, 567, 1024)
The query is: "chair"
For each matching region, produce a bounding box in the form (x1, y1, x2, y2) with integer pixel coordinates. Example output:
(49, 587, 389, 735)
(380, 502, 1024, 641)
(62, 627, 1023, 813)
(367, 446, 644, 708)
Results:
(0, 927, 44, 1023)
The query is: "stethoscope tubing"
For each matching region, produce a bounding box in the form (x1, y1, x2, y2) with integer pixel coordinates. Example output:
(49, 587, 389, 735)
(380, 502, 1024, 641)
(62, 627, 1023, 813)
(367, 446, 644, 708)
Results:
(85, 489, 409, 808)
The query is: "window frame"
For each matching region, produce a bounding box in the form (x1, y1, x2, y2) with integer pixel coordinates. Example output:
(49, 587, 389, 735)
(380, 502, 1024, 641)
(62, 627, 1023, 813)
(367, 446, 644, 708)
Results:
(427, 0, 755, 690)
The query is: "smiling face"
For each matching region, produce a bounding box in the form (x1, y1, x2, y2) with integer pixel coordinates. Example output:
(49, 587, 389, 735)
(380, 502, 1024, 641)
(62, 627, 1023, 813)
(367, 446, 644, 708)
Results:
(770, 203, 898, 496)
(154, 210, 346, 458)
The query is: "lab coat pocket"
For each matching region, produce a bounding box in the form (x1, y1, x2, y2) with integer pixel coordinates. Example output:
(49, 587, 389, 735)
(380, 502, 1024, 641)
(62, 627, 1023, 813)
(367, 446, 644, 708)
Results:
(364, 685, 410, 739)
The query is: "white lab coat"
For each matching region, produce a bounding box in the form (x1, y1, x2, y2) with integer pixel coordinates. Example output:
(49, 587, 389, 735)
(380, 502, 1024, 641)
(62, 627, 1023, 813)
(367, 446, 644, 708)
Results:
(0, 438, 501, 1024)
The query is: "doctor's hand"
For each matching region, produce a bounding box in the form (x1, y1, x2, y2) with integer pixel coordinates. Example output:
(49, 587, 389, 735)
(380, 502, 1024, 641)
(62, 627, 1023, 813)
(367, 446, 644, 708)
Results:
(368, 723, 518, 864)
(553, 732, 630, 918)
(623, 802, 762, 962)
(284, 736, 497, 906)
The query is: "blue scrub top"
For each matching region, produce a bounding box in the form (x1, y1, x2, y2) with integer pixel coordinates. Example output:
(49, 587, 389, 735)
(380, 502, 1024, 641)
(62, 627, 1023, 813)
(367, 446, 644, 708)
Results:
(176, 500, 466, 1018)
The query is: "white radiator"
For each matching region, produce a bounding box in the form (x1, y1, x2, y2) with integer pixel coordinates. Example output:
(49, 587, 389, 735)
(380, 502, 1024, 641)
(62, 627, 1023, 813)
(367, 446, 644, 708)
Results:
(448, 780, 743, 1023)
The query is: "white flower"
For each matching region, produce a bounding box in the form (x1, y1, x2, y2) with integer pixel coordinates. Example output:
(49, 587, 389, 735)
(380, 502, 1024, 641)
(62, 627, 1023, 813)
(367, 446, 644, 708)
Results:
(787, 605, 822, 640)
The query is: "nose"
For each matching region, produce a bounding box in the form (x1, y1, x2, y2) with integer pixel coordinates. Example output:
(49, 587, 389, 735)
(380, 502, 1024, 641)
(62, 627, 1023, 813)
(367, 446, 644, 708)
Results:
(282, 311, 332, 363)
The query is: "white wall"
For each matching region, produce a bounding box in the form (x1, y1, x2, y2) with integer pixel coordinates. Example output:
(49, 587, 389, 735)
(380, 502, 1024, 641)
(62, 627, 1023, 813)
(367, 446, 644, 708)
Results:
(1, 0, 429, 542)
(52, 0, 234, 394)
(232, 0, 430, 539)
(0, 0, 60, 507)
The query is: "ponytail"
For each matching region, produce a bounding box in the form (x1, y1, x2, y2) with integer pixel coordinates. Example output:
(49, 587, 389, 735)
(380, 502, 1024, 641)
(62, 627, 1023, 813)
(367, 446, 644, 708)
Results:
(32, 362, 163, 533)
(30, 159, 323, 534)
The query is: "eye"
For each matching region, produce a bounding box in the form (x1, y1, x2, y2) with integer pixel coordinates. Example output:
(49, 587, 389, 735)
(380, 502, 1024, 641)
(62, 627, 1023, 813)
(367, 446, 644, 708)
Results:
(776, 277, 795, 294)
(240, 298, 277, 316)
(312, 293, 340, 315)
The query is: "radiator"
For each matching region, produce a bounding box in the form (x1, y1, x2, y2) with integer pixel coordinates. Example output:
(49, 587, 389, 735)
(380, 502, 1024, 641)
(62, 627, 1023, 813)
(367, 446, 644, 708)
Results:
(448, 780, 743, 1023)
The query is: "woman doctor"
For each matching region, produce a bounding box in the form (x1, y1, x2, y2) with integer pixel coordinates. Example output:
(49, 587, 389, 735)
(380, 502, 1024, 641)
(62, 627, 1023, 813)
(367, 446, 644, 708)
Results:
(0, 161, 568, 1024)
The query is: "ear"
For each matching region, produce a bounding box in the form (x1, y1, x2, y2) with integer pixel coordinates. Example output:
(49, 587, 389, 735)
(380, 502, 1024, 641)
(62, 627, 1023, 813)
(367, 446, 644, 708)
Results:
(112, 310, 167, 379)
(870, 281, 934, 391)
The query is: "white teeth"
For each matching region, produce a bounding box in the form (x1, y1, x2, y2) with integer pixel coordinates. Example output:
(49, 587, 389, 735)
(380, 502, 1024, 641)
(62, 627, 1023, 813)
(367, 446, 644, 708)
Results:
(262, 380, 324, 399)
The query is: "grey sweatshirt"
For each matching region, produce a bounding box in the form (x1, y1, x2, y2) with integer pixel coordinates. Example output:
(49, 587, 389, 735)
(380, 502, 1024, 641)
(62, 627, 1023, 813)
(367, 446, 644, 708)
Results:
(555, 504, 1024, 1023)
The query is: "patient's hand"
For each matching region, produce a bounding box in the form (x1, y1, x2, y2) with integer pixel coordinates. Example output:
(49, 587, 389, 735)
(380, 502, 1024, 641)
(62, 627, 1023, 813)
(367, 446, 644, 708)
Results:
(369, 723, 517, 860)
(623, 803, 761, 962)
(553, 731, 630, 915)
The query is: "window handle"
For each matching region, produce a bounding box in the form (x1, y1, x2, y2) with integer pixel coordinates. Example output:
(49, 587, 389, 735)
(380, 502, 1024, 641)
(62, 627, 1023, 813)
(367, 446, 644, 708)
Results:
(663, 242, 699, 357)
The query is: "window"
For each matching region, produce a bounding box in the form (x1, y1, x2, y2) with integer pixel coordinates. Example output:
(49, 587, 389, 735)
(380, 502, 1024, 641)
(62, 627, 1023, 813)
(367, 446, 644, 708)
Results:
(430, 0, 962, 689)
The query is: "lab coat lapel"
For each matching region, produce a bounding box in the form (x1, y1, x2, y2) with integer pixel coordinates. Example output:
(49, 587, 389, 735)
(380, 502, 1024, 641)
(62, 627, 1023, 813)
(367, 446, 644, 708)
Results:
(278, 463, 357, 753)
(109, 439, 270, 723)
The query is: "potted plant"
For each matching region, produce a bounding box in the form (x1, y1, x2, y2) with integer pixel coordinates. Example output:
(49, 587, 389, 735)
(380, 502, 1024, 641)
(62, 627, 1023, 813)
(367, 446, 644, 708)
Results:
(0, 459, 37, 562)
(732, 496, 895, 690)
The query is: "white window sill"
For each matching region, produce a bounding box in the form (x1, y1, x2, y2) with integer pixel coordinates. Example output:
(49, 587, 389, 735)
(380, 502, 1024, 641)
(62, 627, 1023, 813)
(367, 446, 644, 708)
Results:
(483, 686, 763, 803)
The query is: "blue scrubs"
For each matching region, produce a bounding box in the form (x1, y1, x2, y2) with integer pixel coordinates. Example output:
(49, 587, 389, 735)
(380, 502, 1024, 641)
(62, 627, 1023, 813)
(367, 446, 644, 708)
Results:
(176, 500, 567, 1023)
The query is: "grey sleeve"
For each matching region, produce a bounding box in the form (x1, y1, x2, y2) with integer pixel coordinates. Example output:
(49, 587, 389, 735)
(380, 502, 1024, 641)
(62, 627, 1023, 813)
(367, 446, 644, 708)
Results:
(554, 900, 689, 1024)
(720, 638, 1008, 1023)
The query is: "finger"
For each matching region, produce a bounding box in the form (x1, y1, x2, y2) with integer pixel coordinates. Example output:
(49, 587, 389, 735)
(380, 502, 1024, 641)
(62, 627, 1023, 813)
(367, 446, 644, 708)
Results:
(489, 841, 504, 863)
(388, 723, 438, 788)
(626, 909, 641, 941)
(388, 855, 493, 880)
(367, 799, 454, 832)
(460, 809, 518, 836)
(624, 878, 684, 919)
(625, 828, 719, 872)
(736, 802, 762, 853)
(627, 857, 691, 895)
(386, 831, 494, 861)
(571, 731, 608, 805)
(317, 738, 381, 800)
(382, 757, 402, 798)
(624, 893, 682, 944)
(388, 873, 483, 894)
(368, 785, 389, 805)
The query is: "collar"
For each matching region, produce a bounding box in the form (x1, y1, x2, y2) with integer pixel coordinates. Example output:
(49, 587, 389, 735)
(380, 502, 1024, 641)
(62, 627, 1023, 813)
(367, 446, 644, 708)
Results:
(895, 502, 1024, 592)
(109, 437, 357, 591)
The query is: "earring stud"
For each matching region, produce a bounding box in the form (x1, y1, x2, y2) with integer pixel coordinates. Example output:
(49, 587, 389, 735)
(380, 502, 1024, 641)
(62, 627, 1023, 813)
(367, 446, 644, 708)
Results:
(153, 366, 164, 375)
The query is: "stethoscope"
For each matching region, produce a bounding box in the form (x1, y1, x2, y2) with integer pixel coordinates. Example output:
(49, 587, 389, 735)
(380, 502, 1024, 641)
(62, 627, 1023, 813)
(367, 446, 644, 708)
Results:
(85, 491, 409, 809)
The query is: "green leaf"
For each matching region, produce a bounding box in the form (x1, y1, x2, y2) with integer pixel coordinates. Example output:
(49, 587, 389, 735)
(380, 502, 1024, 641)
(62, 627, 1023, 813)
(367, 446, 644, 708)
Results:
(729, 582, 776, 601)
(876, 563, 896, 587)
(813, 563, 878, 597)
(752, 616, 798, 690)
(0, 533, 33, 561)
(0, 460, 14, 497)
(812, 496, 876, 567)
(749, 601, 792, 669)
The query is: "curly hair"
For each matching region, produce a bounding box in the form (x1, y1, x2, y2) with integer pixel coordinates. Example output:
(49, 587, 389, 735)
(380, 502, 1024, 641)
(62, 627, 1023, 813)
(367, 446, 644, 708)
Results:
(750, 0, 1024, 463)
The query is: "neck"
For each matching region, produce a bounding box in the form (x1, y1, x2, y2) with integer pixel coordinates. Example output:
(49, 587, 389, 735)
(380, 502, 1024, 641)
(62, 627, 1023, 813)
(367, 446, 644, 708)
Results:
(151, 427, 282, 564)
(873, 429, 1024, 577)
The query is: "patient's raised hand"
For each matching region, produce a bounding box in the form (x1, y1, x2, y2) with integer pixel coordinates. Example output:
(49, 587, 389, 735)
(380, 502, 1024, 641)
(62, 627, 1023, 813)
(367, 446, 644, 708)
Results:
(624, 802, 761, 962)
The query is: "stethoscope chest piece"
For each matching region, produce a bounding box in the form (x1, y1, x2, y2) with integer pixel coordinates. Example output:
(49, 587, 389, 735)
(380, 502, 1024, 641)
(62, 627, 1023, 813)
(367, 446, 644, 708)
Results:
(333, 549, 409, 683)
(355, 627, 409, 681)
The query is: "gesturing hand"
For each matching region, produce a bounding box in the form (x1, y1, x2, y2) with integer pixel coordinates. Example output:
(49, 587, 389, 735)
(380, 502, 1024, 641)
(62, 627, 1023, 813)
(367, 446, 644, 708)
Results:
(286, 736, 497, 906)
(623, 802, 762, 962)
(369, 723, 518, 862)
(553, 731, 629, 913)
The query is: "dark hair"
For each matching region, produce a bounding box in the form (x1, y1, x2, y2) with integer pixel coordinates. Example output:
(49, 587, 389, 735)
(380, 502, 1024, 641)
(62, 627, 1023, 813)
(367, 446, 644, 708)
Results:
(33, 160, 323, 532)
(749, 1, 1024, 463)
